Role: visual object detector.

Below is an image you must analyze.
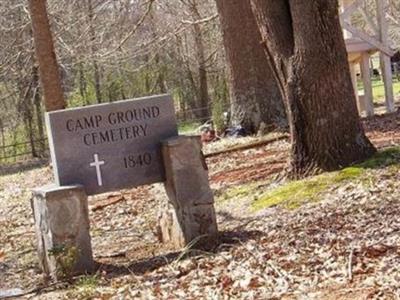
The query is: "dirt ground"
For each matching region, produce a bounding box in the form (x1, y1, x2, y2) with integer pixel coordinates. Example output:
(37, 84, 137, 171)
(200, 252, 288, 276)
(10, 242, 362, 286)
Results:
(1, 111, 400, 299)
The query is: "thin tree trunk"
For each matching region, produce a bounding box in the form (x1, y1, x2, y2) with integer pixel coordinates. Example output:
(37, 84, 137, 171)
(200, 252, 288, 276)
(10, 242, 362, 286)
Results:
(78, 62, 89, 105)
(32, 65, 45, 157)
(25, 114, 37, 158)
(145, 68, 151, 94)
(117, 62, 126, 100)
(155, 55, 167, 94)
(12, 131, 18, 163)
(93, 63, 102, 103)
(21, 76, 37, 158)
(113, 0, 127, 100)
(28, 0, 66, 111)
(175, 35, 191, 120)
(250, 0, 375, 177)
(87, 0, 102, 103)
(119, 79, 126, 100)
(216, 0, 287, 134)
(179, 91, 187, 121)
(181, 33, 200, 117)
(189, 1, 210, 119)
(34, 91, 45, 156)
(0, 120, 5, 159)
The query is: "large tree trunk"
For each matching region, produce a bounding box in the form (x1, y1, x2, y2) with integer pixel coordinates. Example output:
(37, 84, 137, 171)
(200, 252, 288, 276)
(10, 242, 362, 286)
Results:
(250, 0, 375, 177)
(216, 0, 287, 134)
(28, 0, 66, 111)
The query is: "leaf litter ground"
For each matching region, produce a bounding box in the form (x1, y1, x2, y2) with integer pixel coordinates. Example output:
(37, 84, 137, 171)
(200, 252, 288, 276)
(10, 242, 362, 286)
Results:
(1, 112, 400, 299)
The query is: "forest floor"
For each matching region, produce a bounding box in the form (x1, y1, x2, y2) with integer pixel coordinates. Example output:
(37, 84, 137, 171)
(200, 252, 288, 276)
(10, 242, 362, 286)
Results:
(1, 111, 400, 299)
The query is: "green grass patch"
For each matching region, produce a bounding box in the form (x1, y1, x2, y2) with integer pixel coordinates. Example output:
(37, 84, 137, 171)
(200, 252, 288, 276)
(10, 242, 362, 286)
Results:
(75, 275, 99, 289)
(358, 147, 400, 169)
(65, 275, 100, 300)
(251, 168, 363, 211)
(357, 78, 400, 103)
(252, 147, 400, 211)
(178, 121, 201, 135)
(216, 183, 260, 203)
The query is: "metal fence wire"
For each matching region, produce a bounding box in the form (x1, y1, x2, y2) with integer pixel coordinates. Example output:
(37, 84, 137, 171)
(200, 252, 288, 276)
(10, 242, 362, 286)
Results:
(0, 139, 48, 162)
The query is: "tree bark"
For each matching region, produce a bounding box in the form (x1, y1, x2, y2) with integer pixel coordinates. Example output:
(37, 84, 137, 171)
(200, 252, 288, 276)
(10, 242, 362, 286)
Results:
(28, 0, 66, 111)
(216, 0, 287, 134)
(250, 0, 376, 177)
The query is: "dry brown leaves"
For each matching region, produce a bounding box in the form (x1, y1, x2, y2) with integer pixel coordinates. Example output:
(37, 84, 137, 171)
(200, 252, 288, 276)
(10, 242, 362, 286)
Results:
(1, 113, 400, 299)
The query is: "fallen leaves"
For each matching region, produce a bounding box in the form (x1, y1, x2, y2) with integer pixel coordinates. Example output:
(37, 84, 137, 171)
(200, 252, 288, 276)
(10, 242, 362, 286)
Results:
(1, 112, 400, 299)
(361, 244, 398, 259)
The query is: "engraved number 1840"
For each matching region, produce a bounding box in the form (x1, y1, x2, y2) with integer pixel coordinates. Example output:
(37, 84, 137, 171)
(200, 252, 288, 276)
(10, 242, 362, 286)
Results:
(123, 153, 152, 169)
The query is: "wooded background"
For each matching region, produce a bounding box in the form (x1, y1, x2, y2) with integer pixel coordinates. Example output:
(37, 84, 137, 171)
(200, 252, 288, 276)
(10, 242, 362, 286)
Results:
(1, 0, 400, 162)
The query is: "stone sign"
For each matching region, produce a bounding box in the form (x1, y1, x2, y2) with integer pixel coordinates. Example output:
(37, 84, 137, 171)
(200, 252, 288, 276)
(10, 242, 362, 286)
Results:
(46, 94, 178, 195)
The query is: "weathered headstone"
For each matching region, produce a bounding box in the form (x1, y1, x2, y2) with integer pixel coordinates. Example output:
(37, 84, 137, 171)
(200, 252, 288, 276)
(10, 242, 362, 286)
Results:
(46, 94, 178, 195)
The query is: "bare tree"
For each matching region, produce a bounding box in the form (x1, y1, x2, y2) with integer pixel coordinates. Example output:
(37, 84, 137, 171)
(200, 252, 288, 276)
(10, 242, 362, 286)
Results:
(182, 0, 212, 119)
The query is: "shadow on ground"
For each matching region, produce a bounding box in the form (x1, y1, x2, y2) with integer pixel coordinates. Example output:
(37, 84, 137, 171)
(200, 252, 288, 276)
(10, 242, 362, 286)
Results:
(96, 228, 264, 279)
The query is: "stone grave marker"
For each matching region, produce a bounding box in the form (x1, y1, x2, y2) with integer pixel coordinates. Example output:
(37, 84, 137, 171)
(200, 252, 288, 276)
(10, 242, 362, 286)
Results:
(45, 94, 178, 195)
(33, 94, 218, 280)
